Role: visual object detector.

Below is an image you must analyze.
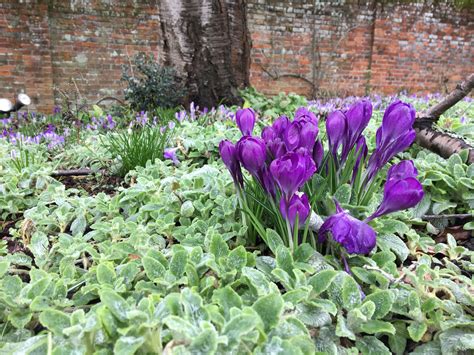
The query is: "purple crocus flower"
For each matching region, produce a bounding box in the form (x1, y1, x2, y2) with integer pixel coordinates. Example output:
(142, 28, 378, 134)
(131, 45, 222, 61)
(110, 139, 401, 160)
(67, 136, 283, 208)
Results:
(236, 136, 266, 177)
(342, 100, 372, 160)
(326, 110, 347, 156)
(284, 119, 318, 152)
(366, 161, 424, 221)
(269, 151, 316, 200)
(365, 101, 416, 182)
(376, 100, 416, 147)
(219, 140, 243, 186)
(280, 192, 310, 229)
(366, 178, 423, 221)
(294, 107, 318, 126)
(236, 108, 256, 136)
(319, 201, 377, 255)
(164, 148, 180, 166)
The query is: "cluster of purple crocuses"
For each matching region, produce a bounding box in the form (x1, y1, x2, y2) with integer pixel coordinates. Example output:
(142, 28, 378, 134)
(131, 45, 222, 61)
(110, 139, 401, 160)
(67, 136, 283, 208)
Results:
(219, 100, 424, 255)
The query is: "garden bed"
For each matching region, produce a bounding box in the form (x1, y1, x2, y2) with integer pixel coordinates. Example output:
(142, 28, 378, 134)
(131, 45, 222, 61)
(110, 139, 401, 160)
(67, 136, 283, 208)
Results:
(0, 92, 472, 354)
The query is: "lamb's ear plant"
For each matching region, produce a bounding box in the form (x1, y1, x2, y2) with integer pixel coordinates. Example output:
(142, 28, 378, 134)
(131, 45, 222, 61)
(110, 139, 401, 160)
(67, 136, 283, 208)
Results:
(102, 116, 171, 177)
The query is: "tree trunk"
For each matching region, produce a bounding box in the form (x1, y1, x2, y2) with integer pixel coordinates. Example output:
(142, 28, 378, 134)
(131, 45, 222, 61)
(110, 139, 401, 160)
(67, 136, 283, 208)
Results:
(414, 73, 474, 164)
(159, 0, 250, 108)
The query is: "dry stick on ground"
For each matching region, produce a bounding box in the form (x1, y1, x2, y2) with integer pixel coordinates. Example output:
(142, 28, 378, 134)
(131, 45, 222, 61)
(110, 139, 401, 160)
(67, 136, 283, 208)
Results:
(414, 73, 474, 164)
(51, 169, 96, 177)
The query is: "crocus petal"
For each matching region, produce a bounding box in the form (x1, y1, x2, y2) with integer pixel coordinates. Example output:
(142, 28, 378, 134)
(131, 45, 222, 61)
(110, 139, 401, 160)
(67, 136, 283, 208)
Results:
(236, 108, 256, 136)
(236, 136, 267, 176)
(326, 110, 347, 156)
(280, 193, 310, 229)
(387, 160, 418, 180)
(319, 207, 376, 255)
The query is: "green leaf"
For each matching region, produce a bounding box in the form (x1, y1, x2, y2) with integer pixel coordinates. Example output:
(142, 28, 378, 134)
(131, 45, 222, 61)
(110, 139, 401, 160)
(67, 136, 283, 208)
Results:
(334, 184, 352, 204)
(29, 232, 49, 264)
(377, 234, 409, 262)
(252, 292, 284, 331)
(142, 256, 166, 280)
(170, 249, 188, 277)
(0, 335, 48, 354)
(295, 304, 331, 328)
(407, 321, 427, 342)
(411, 192, 431, 218)
(342, 275, 362, 310)
(114, 336, 145, 355)
(336, 313, 356, 340)
(99, 289, 129, 322)
(432, 202, 457, 215)
(464, 221, 474, 230)
(363, 290, 393, 319)
(212, 286, 242, 319)
(0, 260, 9, 277)
(410, 341, 441, 355)
(309, 298, 337, 316)
(223, 314, 259, 345)
(308, 270, 339, 295)
(266, 228, 285, 255)
(227, 246, 247, 271)
(275, 246, 295, 278)
(360, 320, 396, 335)
(210, 234, 229, 260)
(242, 267, 271, 296)
(97, 263, 116, 285)
(356, 336, 391, 355)
(70, 213, 87, 236)
(39, 309, 71, 336)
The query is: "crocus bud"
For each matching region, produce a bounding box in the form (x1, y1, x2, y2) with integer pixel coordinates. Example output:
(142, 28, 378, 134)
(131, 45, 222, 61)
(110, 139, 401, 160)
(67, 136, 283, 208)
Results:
(269, 151, 316, 200)
(366, 177, 424, 221)
(236, 108, 256, 136)
(312, 139, 324, 170)
(342, 100, 372, 160)
(294, 107, 318, 126)
(219, 140, 243, 186)
(280, 192, 310, 229)
(273, 115, 290, 138)
(319, 201, 376, 255)
(378, 100, 416, 146)
(365, 101, 416, 183)
(236, 136, 266, 176)
(326, 110, 347, 156)
(387, 160, 418, 180)
(284, 119, 318, 152)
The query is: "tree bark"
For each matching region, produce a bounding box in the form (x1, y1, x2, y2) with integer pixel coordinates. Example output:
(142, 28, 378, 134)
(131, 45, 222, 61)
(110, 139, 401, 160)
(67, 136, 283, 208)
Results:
(414, 73, 474, 164)
(159, 0, 250, 108)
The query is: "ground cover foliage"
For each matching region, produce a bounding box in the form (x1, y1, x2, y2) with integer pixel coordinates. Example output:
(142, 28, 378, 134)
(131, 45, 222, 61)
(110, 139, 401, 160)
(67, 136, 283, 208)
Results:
(0, 92, 473, 354)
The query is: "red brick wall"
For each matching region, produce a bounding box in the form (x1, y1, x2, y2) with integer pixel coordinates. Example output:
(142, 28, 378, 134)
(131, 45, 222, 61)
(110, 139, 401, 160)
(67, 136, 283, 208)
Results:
(0, 0, 160, 113)
(0, 1, 472, 113)
(248, 1, 474, 98)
